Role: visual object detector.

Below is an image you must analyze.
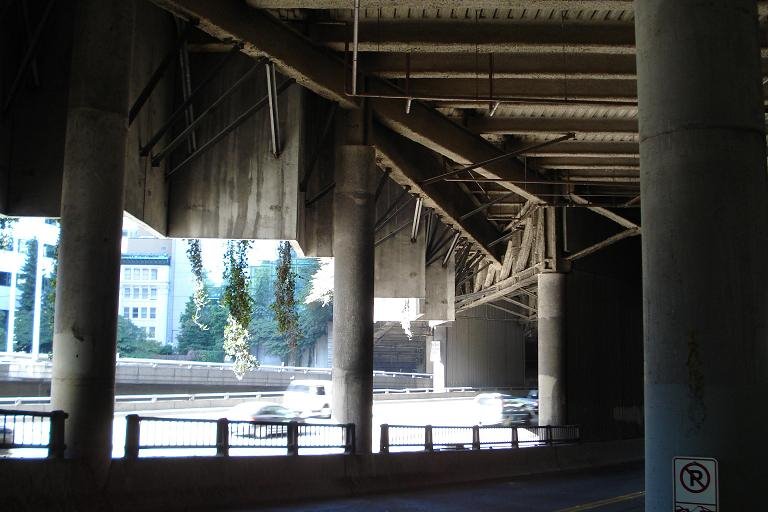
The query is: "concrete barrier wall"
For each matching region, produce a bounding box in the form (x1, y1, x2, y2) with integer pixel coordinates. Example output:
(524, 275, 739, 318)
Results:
(0, 439, 643, 511)
(1, 362, 433, 397)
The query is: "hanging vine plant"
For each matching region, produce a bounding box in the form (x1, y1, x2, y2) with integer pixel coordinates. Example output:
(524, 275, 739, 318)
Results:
(222, 240, 257, 379)
(185, 239, 208, 330)
(271, 241, 300, 365)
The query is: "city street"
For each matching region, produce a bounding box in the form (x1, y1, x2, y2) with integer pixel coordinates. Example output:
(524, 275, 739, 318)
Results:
(248, 463, 645, 512)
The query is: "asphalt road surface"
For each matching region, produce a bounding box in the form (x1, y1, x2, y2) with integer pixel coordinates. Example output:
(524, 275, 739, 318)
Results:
(242, 463, 644, 512)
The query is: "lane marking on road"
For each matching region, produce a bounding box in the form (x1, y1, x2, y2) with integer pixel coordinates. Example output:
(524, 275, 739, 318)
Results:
(553, 490, 645, 512)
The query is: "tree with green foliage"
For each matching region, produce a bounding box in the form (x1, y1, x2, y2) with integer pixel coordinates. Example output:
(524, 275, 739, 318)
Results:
(248, 263, 283, 361)
(13, 240, 37, 352)
(253, 247, 332, 365)
(116, 316, 170, 358)
(175, 286, 229, 362)
(0, 218, 17, 250)
(0, 310, 7, 347)
(39, 232, 58, 354)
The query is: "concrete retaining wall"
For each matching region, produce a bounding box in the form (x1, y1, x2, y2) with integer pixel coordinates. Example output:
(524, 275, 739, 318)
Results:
(0, 439, 643, 511)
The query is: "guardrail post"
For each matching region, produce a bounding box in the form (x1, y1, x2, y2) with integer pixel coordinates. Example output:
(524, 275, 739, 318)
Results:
(546, 425, 553, 446)
(124, 414, 141, 459)
(287, 421, 299, 456)
(345, 423, 356, 455)
(425, 425, 433, 452)
(379, 424, 389, 453)
(471, 425, 480, 450)
(216, 418, 229, 456)
(47, 410, 67, 459)
(511, 426, 519, 448)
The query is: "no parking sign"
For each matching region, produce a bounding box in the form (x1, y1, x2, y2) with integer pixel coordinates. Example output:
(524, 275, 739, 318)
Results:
(674, 457, 718, 511)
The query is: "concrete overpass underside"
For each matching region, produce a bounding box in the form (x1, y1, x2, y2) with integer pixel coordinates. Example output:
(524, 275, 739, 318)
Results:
(1, 0, 767, 510)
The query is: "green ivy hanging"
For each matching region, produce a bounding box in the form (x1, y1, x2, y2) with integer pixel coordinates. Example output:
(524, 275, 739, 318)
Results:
(185, 239, 208, 330)
(271, 241, 300, 365)
(222, 240, 257, 378)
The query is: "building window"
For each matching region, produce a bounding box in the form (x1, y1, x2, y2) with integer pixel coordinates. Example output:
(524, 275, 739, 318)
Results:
(0, 271, 11, 287)
(142, 287, 149, 299)
(123, 268, 131, 280)
(148, 326, 156, 339)
(133, 269, 140, 280)
(151, 269, 157, 281)
(131, 307, 139, 319)
(150, 287, 157, 299)
(123, 307, 129, 317)
(149, 307, 156, 319)
(124, 287, 131, 298)
(140, 307, 147, 319)
(44, 244, 56, 259)
(142, 268, 149, 280)
(133, 287, 140, 298)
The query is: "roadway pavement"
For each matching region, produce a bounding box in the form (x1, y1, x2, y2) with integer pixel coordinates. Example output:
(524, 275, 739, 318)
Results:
(247, 463, 644, 512)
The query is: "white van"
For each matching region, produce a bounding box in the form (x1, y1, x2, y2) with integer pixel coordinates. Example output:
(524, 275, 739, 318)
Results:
(282, 379, 332, 419)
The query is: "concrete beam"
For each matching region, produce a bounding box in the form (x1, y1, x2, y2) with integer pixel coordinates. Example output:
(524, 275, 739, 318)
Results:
(466, 116, 637, 136)
(246, 1, 768, 17)
(148, 0, 357, 108)
(151, 0, 553, 209)
(371, 121, 505, 264)
(537, 157, 639, 169)
(247, 0, 636, 8)
(565, 227, 640, 261)
(369, 85, 552, 204)
(522, 142, 639, 158)
(569, 193, 638, 230)
(455, 264, 540, 312)
(311, 21, 635, 54)
(361, 53, 636, 80)
(392, 78, 636, 103)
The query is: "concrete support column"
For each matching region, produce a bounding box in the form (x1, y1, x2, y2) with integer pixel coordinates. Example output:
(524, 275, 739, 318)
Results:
(636, 1, 768, 509)
(537, 272, 566, 425)
(51, 0, 134, 466)
(332, 145, 376, 454)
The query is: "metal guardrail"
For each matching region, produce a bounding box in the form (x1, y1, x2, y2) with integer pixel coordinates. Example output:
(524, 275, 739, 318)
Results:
(123, 414, 355, 457)
(0, 408, 67, 458)
(380, 424, 580, 453)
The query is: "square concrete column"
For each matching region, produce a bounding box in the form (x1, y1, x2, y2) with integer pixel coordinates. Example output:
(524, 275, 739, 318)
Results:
(537, 272, 566, 426)
(331, 145, 376, 453)
(636, 1, 768, 509)
(51, 0, 134, 467)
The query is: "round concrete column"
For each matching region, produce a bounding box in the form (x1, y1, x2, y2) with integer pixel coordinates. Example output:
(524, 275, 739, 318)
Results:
(636, 1, 768, 509)
(537, 272, 566, 426)
(332, 145, 376, 453)
(51, 0, 134, 466)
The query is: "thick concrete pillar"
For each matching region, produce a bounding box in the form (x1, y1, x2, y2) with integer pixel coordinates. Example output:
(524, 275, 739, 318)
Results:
(51, 0, 134, 466)
(537, 272, 566, 425)
(636, 1, 768, 509)
(332, 145, 376, 453)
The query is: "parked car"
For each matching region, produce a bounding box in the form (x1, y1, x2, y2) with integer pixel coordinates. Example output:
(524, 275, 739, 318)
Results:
(282, 379, 332, 419)
(473, 392, 537, 427)
(227, 401, 303, 438)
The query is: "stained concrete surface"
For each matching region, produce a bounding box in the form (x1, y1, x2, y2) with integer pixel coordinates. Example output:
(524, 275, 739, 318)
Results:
(245, 463, 643, 512)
